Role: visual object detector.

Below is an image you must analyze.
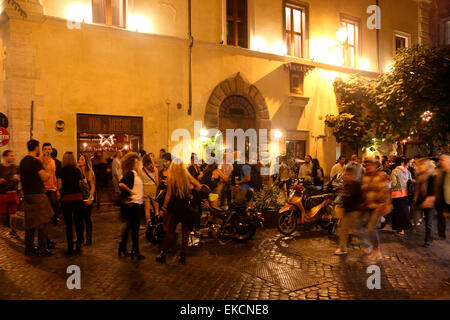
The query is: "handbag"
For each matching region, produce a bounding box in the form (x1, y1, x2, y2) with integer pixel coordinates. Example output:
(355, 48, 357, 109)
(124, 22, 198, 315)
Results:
(79, 169, 91, 200)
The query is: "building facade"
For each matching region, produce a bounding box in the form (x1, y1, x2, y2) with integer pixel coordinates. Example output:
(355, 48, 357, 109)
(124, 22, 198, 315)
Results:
(0, 0, 428, 175)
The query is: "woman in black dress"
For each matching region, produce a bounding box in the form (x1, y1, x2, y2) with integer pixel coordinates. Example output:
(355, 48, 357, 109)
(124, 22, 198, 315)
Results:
(156, 159, 201, 265)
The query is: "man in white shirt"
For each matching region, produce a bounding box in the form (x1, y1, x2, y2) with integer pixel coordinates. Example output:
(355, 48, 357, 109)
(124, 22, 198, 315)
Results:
(299, 155, 314, 182)
(330, 156, 346, 181)
(112, 151, 122, 195)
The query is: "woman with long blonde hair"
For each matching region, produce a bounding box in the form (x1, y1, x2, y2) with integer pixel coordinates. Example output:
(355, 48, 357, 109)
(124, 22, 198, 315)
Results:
(156, 158, 200, 265)
(78, 154, 96, 246)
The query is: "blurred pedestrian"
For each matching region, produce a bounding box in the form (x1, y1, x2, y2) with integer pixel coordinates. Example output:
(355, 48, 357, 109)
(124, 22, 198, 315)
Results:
(0, 150, 20, 238)
(435, 154, 449, 240)
(118, 153, 145, 260)
(345, 155, 364, 181)
(20, 139, 54, 257)
(414, 158, 436, 247)
(156, 159, 201, 265)
(335, 167, 362, 255)
(391, 157, 412, 235)
(78, 154, 96, 246)
(361, 156, 392, 261)
(188, 153, 201, 180)
(59, 152, 84, 255)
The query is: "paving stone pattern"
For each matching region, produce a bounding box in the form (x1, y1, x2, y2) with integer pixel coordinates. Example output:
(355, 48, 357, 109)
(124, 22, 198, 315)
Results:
(0, 205, 449, 300)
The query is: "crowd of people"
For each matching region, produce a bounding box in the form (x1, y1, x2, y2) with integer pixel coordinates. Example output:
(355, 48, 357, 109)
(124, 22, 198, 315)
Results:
(1, 138, 448, 265)
(0, 141, 265, 264)
(330, 153, 449, 260)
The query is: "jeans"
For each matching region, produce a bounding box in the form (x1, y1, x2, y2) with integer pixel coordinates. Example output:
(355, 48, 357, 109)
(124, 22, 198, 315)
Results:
(423, 208, 435, 245)
(61, 201, 84, 249)
(338, 211, 361, 250)
(120, 204, 142, 252)
(361, 210, 380, 250)
(25, 223, 49, 252)
(46, 190, 59, 223)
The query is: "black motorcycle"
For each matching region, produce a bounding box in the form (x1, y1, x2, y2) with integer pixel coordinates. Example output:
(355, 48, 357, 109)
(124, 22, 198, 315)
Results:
(146, 185, 264, 244)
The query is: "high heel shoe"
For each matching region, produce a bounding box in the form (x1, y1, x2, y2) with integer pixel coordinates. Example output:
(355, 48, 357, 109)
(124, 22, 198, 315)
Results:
(130, 250, 145, 260)
(178, 252, 186, 265)
(118, 246, 130, 257)
(74, 245, 82, 255)
(155, 251, 166, 263)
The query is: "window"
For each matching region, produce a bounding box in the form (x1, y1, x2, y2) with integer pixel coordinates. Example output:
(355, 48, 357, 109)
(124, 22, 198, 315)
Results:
(226, 0, 248, 48)
(444, 20, 450, 45)
(92, 0, 126, 28)
(341, 19, 359, 67)
(285, 3, 306, 58)
(393, 31, 410, 55)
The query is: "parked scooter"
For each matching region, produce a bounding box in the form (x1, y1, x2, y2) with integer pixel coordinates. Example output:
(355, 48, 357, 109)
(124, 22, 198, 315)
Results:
(146, 185, 264, 244)
(195, 185, 264, 243)
(277, 178, 337, 236)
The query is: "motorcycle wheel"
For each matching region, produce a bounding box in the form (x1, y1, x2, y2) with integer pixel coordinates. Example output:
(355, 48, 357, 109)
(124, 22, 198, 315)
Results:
(231, 227, 256, 243)
(319, 205, 334, 230)
(277, 210, 298, 236)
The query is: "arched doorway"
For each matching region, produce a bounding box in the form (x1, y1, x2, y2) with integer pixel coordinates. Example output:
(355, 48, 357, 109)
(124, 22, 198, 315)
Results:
(219, 95, 256, 132)
(204, 73, 271, 132)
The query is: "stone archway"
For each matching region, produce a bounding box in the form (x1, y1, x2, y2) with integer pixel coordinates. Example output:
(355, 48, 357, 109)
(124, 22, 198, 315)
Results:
(204, 73, 271, 131)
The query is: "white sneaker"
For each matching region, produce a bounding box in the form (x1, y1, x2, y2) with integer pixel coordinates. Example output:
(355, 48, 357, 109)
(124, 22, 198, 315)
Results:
(334, 248, 347, 255)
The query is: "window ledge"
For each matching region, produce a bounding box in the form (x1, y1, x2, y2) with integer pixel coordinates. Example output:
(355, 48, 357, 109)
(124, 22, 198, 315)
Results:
(288, 95, 310, 108)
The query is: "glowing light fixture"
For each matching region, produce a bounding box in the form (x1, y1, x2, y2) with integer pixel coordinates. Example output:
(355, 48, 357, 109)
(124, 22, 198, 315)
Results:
(66, 3, 92, 23)
(200, 129, 209, 136)
(358, 58, 371, 71)
(127, 14, 152, 33)
(336, 27, 348, 44)
(251, 37, 267, 52)
(274, 130, 283, 139)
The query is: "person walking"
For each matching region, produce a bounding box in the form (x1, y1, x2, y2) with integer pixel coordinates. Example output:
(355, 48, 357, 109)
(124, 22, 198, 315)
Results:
(391, 158, 412, 235)
(118, 153, 145, 260)
(156, 159, 201, 265)
(0, 150, 20, 239)
(335, 167, 363, 255)
(19, 140, 54, 257)
(141, 154, 159, 223)
(78, 154, 96, 246)
(415, 158, 437, 247)
(59, 152, 84, 255)
(345, 155, 364, 181)
(156, 152, 172, 207)
(435, 154, 449, 240)
(361, 156, 392, 261)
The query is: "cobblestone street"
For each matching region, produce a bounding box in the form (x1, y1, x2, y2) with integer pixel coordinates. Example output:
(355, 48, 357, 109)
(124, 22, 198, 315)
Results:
(0, 205, 449, 300)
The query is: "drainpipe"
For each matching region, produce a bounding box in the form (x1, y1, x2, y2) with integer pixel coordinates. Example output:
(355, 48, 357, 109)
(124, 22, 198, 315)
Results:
(188, 0, 193, 116)
(376, 0, 381, 73)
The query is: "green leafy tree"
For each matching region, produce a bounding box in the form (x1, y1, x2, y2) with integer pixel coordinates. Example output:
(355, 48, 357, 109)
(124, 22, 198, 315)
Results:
(326, 45, 450, 154)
